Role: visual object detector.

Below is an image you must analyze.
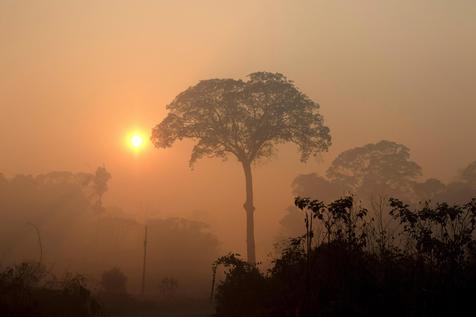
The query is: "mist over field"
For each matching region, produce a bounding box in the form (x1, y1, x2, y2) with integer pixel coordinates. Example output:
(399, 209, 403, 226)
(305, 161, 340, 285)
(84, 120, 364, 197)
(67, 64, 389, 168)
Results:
(1, 1, 475, 316)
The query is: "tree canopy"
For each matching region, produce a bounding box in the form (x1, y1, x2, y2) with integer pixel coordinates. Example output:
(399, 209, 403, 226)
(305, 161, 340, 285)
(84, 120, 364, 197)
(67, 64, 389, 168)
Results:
(152, 71, 332, 263)
(279, 141, 423, 238)
(151, 72, 331, 166)
(326, 140, 422, 199)
(292, 173, 346, 202)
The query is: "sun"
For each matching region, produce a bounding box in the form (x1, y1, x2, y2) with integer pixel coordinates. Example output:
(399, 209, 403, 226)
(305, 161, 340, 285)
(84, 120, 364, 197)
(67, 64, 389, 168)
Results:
(127, 132, 147, 151)
(131, 135, 144, 148)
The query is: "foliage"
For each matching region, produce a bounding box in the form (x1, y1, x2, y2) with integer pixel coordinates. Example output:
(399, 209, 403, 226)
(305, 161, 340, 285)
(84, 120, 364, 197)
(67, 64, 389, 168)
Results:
(389, 198, 476, 269)
(151, 72, 331, 166)
(0, 168, 112, 270)
(0, 170, 219, 299)
(158, 277, 178, 300)
(0, 262, 100, 317)
(413, 178, 447, 201)
(281, 144, 476, 238)
(34, 167, 112, 211)
(152, 71, 331, 264)
(292, 173, 345, 202)
(92, 166, 111, 211)
(213, 196, 476, 317)
(212, 253, 268, 317)
(100, 267, 127, 294)
(326, 140, 421, 199)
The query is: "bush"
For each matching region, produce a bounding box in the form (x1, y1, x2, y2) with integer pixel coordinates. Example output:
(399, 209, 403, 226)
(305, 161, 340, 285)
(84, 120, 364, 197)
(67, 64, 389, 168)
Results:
(212, 197, 476, 317)
(100, 267, 127, 294)
(0, 262, 100, 317)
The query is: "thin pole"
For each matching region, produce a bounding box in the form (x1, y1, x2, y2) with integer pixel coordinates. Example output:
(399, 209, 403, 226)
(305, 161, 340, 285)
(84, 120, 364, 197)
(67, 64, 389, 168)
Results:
(141, 225, 148, 297)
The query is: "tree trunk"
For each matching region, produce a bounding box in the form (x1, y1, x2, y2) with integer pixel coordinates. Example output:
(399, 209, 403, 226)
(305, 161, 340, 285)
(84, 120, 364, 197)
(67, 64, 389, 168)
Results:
(242, 161, 256, 264)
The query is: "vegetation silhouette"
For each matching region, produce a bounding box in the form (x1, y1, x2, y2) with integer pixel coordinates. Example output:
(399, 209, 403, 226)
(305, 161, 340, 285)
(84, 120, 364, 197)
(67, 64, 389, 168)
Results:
(151, 71, 331, 263)
(101, 267, 127, 294)
(213, 196, 476, 317)
(281, 141, 476, 238)
(0, 262, 100, 317)
(461, 160, 476, 187)
(326, 140, 422, 202)
(158, 277, 178, 301)
(0, 168, 219, 316)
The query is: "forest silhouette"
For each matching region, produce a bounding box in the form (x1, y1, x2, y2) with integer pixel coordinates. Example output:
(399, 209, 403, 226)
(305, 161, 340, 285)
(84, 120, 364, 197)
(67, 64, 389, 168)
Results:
(3, 0, 476, 315)
(1, 71, 475, 317)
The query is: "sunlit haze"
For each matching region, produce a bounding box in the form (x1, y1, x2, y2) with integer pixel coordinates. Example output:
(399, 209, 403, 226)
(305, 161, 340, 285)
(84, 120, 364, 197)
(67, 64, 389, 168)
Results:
(1, 2, 475, 314)
(127, 131, 146, 152)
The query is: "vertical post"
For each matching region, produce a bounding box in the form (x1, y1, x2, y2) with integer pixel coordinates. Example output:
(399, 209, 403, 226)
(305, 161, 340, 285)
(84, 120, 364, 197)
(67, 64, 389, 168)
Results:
(141, 225, 148, 297)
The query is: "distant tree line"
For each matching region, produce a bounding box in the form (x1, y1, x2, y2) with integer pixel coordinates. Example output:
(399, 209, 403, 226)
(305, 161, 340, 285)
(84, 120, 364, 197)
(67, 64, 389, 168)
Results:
(0, 168, 219, 299)
(280, 140, 476, 238)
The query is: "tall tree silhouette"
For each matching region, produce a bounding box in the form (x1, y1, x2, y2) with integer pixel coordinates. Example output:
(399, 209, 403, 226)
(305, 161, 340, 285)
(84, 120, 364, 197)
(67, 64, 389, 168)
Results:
(151, 72, 331, 263)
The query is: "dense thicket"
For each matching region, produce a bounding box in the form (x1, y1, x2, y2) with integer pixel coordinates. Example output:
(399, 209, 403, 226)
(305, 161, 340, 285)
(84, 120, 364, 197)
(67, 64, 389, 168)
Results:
(214, 196, 476, 317)
(0, 262, 100, 317)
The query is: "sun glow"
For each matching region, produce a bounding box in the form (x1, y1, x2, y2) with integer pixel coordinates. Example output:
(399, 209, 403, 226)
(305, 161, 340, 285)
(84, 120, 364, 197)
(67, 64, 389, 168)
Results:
(127, 131, 147, 152)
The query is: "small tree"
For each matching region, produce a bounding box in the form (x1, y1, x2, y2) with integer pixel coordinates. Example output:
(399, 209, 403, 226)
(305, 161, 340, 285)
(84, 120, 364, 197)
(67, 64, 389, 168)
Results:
(211, 253, 266, 316)
(93, 166, 111, 211)
(101, 268, 127, 294)
(152, 72, 331, 263)
(158, 277, 178, 300)
(389, 198, 476, 269)
(295, 196, 368, 248)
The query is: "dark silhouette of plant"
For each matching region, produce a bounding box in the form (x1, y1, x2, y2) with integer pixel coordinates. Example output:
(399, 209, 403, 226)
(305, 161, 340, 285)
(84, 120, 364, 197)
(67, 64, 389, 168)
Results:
(295, 196, 368, 248)
(389, 198, 476, 269)
(214, 196, 476, 317)
(100, 267, 127, 294)
(92, 166, 111, 211)
(0, 262, 100, 317)
(158, 277, 178, 300)
(211, 253, 267, 317)
(210, 253, 245, 302)
(151, 72, 331, 263)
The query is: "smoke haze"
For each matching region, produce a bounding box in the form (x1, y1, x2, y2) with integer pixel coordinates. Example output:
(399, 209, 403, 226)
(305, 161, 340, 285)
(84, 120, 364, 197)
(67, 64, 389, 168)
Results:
(1, 0, 475, 261)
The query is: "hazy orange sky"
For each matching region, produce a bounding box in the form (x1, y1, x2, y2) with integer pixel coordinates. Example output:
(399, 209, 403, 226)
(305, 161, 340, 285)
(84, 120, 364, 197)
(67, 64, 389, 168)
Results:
(1, 1, 475, 258)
